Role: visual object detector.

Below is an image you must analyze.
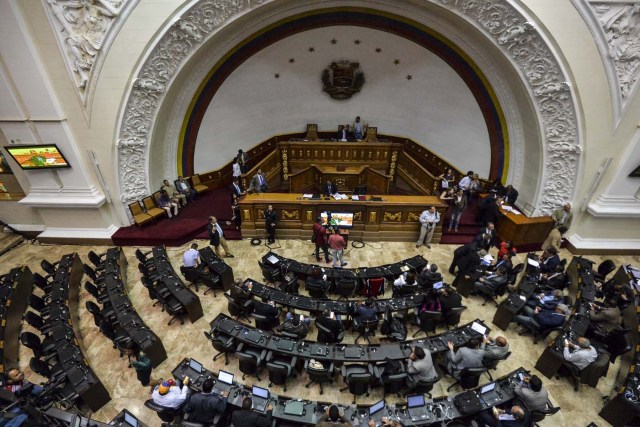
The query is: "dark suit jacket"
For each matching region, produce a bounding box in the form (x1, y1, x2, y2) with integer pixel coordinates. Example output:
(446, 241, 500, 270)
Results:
(540, 254, 560, 274)
(482, 202, 503, 226)
(230, 182, 244, 197)
(207, 222, 220, 246)
(419, 271, 443, 289)
(231, 408, 273, 427)
(315, 315, 344, 336)
(264, 210, 278, 226)
(322, 182, 337, 195)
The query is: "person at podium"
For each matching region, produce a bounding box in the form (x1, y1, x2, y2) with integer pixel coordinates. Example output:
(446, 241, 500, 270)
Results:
(322, 179, 337, 196)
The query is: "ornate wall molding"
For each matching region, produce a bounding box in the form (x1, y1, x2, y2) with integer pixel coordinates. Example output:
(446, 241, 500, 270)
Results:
(115, 0, 581, 221)
(42, 0, 140, 115)
(573, 0, 640, 127)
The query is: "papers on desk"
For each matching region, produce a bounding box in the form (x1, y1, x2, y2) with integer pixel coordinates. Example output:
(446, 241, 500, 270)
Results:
(302, 194, 313, 199)
(471, 321, 487, 335)
(332, 193, 348, 200)
(527, 258, 540, 267)
(401, 265, 410, 272)
(501, 205, 521, 215)
(352, 195, 360, 200)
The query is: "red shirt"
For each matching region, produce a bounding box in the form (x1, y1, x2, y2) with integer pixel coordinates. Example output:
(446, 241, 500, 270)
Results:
(328, 234, 346, 251)
(497, 242, 517, 258)
(313, 223, 327, 245)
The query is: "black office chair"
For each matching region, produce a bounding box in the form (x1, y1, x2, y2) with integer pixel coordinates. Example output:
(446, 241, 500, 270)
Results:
(253, 308, 281, 331)
(32, 272, 53, 294)
(204, 331, 235, 365)
(603, 329, 632, 364)
(335, 273, 357, 299)
(28, 294, 49, 316)
(316, 322, 344, 344)
(82, 264, 103, 285)
(447, 367, 488, 391)
(224, 293, 253, 320)
(482, 351, 511, 381)
(306, 280, 329, 299)
(479, 280, 509, 307)
(305, 359, 334, 395)
(236, 343, 267, 381)
(84, 281, 108, 305)
(376, 363, 407, 398)
(40, 259, 58, 276)
(412, 375, 440, 398)
(138, 262, 160, 282)
(29, 357, 51, 378)
(594, 260, 616, 285)
(280, 274, 299, 295)
(563, 351, 611, 391)
(395, 284, 420, 297)
(413, 311, 442, 338)
(265, 351, 297, 391)
(88, 250, 106, 270)
(258, 261, 282, 284)
(444, 306, 467, 329)
(530, 401, 561, 426)
(135, 249, 154, 266)
(85, 300, 103, 327)
(144, 399, 181, 424)
(24, 311, 50, 335)
(355, 319, 378, 344)
(340, 364, 374, 404)
(140, 276, 163, 308)
(21, 332, 45, 359)
(163, 295, 187, 326)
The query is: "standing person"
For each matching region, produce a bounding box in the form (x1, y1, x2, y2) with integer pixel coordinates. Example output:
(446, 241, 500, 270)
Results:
(328, 228, 347, 267)
(231, 194, 241, 230)
(232, 158, 242, 179)
(207, 216, 234, 258)
(264, 204, 278, 244)
(448, 189, 467, 232)
(458, 171, 474, 195)
(542, 226, 567, 252)
(236, 149, 249, 173)
(551, 203, 573, 229)
(468, 173, 480, 203)
(416, 206, 440, 249)
(183, 378, 228, 424)
(230, 178, 246, 198)
(157, 190, 179, 218)
(438, 168, 455, 192)
(249, 168, 268, 193)
(124, 341, 159, 391)
(353, 116, 366, 140)
(313, 217, 330, 263)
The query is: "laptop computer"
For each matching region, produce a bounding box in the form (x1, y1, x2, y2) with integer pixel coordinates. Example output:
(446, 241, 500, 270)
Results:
(189, 359, 203, 374)
(122, 411, 138, 427)
(215, 370, 234, 393)
(368, 399, 386, 425)
(266, 255, 280, 265)
(407, 394, 430, 421)
(470, 321, 487, 336)
(277, 339, 296, 351)
(252, 385, 270, 412)
(270, 290, 288, 303)
(344, 347, 361, 359)
(245, 330, 262, 343)
(480, 382, 502, 405)
(284, 400, 305, 416)
(218, 319, 236, 334)
(433, 281, 444, 290)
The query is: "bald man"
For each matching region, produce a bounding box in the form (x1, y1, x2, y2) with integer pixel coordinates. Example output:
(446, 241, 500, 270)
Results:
(551, 203, 573, 229)
(482, 335, 509, 360)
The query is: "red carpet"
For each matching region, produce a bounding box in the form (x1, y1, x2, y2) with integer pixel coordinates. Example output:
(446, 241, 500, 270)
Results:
(439, 202, 483, 245)
(112, 188, 242, 247)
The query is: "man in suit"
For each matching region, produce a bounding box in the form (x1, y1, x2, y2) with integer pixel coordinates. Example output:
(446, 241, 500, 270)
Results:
(482, 335, 509, 360)
(489, 253, 513, 274)
(175, 176, 197, 202)
(315, 309, 344, 339)
(551, 203, 573, 229)
(539, 264, 566, 290)
(419, 263, 443, 290)
(501, 184, 519, 205)
(183, 378, 227, 424)
(322, 179, 337, 196)
(406, 346, 438, 388)
(563, 337, 597, 370)
(249, 168, 268, 193)
(542, 226, 567, 252)
(475, 405, 530, 427)
(207, 216, 234, 258)
(473, 266, 508, 296)
(482, 197, 504, 226)
(264, 204, 277, 244)
(514, 374, 548, 412)
(539, 247, 560, 274)
(336, 125, 347, 141)
(253, 301, 280, 330)
(231, 397, 273, 427)
(445, 338, 484, 379)
(236, 149, 249, 173)
(588, 298, 621, 337)
(230, 178, 246, 198)
(514, 303, 569, 335)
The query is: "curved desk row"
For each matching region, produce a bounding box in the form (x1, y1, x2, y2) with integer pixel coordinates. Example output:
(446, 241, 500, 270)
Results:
(262, 252, 427, 282)
(198, 246, 235, 291)
(210, 313, 490, 363)
(40, 254, 110, 412)
(172, 356, 526, 426)
(99, 247, 167, 367)
(150, 246, 203, 323)
(492, 261, 541, 331)
(0, 267, 33, 372)
(246, 278, 425, 315)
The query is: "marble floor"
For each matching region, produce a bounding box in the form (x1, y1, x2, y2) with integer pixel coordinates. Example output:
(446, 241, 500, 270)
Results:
(1, 234, 638, 426)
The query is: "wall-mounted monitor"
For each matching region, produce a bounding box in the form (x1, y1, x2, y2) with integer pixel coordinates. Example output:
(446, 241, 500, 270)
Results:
(320, 211, 354, 229)
(3, 144, 70, 170)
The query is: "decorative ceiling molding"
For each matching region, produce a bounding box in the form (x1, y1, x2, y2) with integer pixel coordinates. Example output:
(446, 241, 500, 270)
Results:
(573, 0, 640, 128)
(115, 0, 581, 222)
(42, 0, 140, 118)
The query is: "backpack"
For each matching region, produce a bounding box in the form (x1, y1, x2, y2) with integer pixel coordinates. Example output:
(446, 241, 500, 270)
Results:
(454, 391, 483, 415)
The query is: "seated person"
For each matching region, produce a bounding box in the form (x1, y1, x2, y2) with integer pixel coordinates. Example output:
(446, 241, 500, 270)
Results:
(497, 240, 517, 259)
(406, 346, 438, 388)
(152, 378, 191, 409)
(305, 267, 331, 294)
(175, 176, 197, 202)
(587, 298, 621, 338)
(316, 404, 351, 427)
(322, 179, 337, 196)
(162, 179, 187, 206)
(514, 304, 569, 335)
(1, 368, 43, 427)
(563, 337, 597, 371)
(482, 335, 509, 360)
(473, 267, 508, 296)
(393, 272, 418, 293)
(475, 405, 529, 427)
(183, 378, 228, 424)
(489, 253, 513, 274)
(253, 300, 280, 330)
(157, 189, 179, 218)
(229, 279, 253, 306)
(526, 289, 565, 311)
(438, 286, 463, 317)
(602, 281, 634, 310)
(231, 397, 273, 427)
(419, 263, 443, 290)
(276, 313, 309, 339)
(539, 247, 560, 274)
(445, 338, 484, 379)
(538, 264, 566, 290)
(514, 374, 548, 412)
(315, 309, 344, 338)
(354, 299, 377, 325)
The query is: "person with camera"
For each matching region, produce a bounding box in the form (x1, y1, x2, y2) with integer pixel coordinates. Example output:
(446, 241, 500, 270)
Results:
(0, 369, 42, 427)
(264, 205, 278, 244)
(416, 206, 440, 249)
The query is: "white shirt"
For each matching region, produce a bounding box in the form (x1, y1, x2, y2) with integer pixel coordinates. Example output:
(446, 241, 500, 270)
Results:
(459, 176, 471, 190)
(177, 180, 188, 191)
(232, 163, 241, 177)
(182, 248, 199, 267)
(419, 210, 440, 226)
(152, 385, 190, 409)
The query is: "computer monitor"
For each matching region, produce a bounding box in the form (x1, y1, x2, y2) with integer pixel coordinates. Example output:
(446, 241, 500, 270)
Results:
(321, 211, 354, 228)
(252, 385, 269, 399)
(218, 370, 234, 385)
(189, 359, 203, 373)
(407, 394, 425, 408)
(369, 399, 385, 416)
(480, 383, 496, 394)
(123, 412, 138, 427)
(433, 281, 444, 290)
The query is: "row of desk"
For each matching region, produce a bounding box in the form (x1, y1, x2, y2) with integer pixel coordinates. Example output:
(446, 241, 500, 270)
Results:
(40, 254, 110, 412)
(149, 246, 203, 323)
(262, 252, 427, 282)
(210, 313, 489, 362)
(198, 246, 235, 291)
(0, 267, 33, 372)
(100, 248, 167, 367)
(172, 356, 526, 426)
(246, 278, 425, 315)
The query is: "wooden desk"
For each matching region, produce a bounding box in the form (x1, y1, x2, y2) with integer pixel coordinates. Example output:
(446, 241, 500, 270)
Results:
(496, 206, 554, 247)
(238, 193, 447, 242)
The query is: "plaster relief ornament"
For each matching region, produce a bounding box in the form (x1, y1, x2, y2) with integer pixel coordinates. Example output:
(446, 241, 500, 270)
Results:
(321, 60, 365, 100)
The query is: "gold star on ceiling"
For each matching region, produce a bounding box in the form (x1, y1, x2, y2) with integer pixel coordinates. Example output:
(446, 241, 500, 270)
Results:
(308, 47, 315, 52)
(406, 74, 412, 80)
(354, 39, 361, 45)
(394, 59, 400, 65)
(289, 58, 295, 63)
(330, 38, 337, 44)
(274, 73, 280, 79)
(375, 47, 382, 53)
